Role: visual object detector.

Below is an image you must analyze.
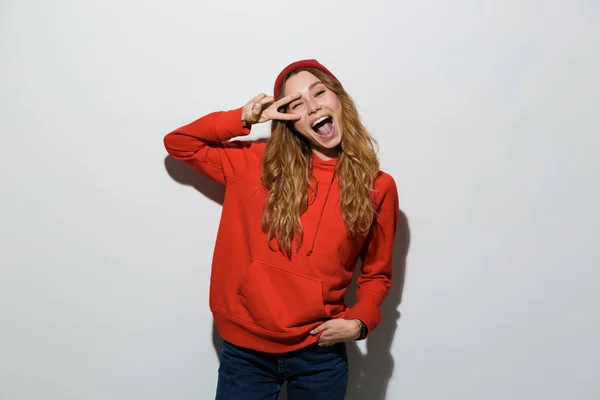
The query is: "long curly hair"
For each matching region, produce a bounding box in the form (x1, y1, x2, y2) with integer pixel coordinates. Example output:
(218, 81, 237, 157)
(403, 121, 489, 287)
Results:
(261, 67, 380, 258)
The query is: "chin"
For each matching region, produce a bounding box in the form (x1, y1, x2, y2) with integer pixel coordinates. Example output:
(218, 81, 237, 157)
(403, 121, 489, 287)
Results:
(316, 135, 341, 150)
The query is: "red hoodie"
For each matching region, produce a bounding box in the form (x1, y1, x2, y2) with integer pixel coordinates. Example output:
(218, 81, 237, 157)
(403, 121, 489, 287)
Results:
(164, 107, 399, 353)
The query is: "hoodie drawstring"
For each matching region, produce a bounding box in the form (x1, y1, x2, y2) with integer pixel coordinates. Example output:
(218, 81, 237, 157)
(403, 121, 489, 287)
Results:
(306, 172, 336, 256)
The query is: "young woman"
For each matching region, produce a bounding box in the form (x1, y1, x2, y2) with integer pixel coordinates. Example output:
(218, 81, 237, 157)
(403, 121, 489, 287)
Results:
(164, 59, 399, 399)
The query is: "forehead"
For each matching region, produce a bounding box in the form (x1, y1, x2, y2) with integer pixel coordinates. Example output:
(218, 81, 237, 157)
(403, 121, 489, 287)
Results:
(283, 71, 322, 96)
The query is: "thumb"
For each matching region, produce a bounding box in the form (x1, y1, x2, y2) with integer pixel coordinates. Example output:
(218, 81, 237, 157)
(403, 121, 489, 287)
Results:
(310, 321, 330, 335)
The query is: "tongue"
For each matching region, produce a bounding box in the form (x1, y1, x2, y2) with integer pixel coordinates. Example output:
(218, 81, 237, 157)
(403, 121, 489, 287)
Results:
(316, 121, 333, 136)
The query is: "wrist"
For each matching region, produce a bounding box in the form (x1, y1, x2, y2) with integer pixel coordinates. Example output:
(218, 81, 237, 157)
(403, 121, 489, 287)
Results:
(240, 107, 251, 128)
(353, 319, 367, 340)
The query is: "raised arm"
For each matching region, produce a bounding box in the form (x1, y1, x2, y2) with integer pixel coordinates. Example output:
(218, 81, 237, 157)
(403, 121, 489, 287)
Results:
(163, 93, 302, 185)
(164, 107, 253, 185)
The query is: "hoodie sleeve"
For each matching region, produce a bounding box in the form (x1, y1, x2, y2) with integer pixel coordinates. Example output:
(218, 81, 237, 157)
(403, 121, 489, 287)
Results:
(163, 107, 254, 185)
(348, 174, 399, 337)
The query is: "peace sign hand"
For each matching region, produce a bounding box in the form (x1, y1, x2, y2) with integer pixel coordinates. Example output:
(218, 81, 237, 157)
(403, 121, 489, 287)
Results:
(242, 92, 302, 126)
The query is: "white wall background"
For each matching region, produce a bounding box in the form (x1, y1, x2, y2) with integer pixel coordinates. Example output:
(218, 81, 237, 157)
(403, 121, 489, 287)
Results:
(1, 0, 599, 399)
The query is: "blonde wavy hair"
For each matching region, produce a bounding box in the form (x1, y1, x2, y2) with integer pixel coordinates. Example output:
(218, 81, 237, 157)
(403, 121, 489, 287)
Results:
(261, 68, 380, 258)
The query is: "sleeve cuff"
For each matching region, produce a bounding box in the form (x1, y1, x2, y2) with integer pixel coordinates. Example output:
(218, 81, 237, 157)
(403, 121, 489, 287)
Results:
(347, 302, 381, 339)
(217, 107, 252, 140)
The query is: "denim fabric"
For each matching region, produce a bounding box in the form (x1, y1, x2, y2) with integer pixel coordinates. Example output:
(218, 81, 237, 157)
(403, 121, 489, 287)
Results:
(215, 340, 348, 400)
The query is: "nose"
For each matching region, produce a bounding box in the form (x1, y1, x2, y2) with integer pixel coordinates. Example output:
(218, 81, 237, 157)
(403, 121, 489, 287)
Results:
(306, 97, 321, 114)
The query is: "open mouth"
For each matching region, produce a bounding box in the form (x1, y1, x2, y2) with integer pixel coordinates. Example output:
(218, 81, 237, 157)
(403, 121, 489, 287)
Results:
(311, 116, 334, 137)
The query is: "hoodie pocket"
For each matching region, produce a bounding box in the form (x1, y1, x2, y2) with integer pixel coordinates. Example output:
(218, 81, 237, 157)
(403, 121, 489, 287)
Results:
(237, 260, 328, 333)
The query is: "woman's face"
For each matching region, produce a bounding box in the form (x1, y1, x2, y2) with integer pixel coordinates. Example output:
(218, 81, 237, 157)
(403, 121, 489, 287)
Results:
(283, 71, 343, 160)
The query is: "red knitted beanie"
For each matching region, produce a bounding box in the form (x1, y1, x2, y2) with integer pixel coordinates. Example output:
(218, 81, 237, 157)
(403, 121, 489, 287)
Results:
(273, 59, 339, 99)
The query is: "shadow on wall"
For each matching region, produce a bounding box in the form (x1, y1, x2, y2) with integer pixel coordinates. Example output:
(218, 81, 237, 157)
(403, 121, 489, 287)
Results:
(164, 155, 411, 400)
(343, 209, 409, 400)
(163, 156, 225, 358)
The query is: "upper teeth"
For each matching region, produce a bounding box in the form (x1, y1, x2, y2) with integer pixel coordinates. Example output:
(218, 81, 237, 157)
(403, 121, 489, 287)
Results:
(312, 116, 330, 127)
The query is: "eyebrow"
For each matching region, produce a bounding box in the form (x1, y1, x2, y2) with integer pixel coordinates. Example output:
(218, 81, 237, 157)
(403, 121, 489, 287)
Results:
(308, 81, 323, 91)
(289, 81, 324, 107)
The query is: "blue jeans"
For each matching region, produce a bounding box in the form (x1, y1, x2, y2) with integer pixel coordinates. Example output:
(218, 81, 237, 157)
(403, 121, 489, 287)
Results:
(215, 340, 348, 400)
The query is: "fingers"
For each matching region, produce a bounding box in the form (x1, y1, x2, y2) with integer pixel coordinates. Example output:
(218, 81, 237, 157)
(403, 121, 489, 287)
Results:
(273, 92, 302, 108)
(249, 92, 299, 110)
(246, 92, 301, 124)
(251, 102, 262, 118)
(258, 95, 275, 106)
(253, 96, 274, 113)
(313, 318, 357, 346)
(243, 93, 267, 123)
(317, 332, 340, 347)
(310, 321, 330, 335)
(271, 93, 302, 121)
(252, 95, 274, 109)
(247, 93, 268, 113)
(273, 111, 301, 121)
(248, 93, 267, 105)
